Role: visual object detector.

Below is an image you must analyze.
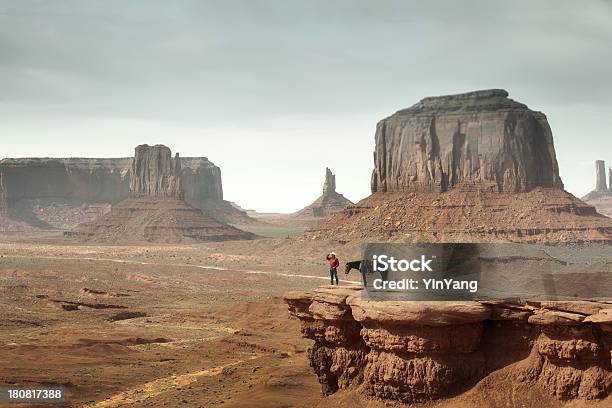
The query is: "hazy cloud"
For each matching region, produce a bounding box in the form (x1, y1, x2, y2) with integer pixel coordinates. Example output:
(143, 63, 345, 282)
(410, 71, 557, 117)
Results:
(1, 0, 611, 211)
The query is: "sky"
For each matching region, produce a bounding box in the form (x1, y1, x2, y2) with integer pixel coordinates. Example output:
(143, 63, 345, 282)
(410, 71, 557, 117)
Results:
(1, 0, 611, 213)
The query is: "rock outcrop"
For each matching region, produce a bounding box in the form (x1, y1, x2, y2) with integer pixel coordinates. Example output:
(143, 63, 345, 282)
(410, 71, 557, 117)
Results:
(370, 89, 563, 194)
(285, 287, 612, 404)
(129, 145, 183, 199)
(0, 153, 250, 228)
(65, 145, 254, 243)
(596, 160, 609, 192)
(307, 90, 612, 243)
(295, 168, 353, 219)
(583, 160, 612, 218)
(0, 170, 6, 215)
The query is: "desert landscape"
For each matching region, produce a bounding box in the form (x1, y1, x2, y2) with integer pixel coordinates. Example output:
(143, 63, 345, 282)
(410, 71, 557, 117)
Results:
(1, 2, 612, 407)
(0, 240, 354, 408)
(1, 89, 611, 408)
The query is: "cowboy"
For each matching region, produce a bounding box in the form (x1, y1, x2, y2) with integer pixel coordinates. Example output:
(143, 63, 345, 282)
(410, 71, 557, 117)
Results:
(326, 252, 340, 285)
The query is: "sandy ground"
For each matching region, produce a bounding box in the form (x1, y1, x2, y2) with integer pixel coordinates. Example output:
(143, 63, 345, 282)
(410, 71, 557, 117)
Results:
(0, 239, 361, 408)
(2, 237, 609, 408)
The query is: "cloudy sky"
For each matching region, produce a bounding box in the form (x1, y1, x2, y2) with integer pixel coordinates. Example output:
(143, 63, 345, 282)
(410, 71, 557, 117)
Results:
(1, 0, 611, 212)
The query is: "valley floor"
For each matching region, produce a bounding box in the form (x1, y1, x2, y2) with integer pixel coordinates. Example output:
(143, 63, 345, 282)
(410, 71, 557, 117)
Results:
(0, 240, 358, 408)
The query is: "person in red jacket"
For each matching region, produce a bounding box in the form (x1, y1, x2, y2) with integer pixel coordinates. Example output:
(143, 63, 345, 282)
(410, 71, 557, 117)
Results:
(326, 252, 340, 285)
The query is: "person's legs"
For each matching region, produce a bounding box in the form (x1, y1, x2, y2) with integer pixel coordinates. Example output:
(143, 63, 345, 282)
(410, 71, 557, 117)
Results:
(330, 267, 338, 285)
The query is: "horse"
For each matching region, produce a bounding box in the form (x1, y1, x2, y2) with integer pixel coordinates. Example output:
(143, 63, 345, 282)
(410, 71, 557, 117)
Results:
(344, 260, 388, 287)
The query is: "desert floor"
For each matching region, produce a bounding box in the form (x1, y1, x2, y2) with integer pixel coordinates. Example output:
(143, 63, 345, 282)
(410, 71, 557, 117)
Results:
(1, 238, 610, 408)
(0, 238, 362, 408)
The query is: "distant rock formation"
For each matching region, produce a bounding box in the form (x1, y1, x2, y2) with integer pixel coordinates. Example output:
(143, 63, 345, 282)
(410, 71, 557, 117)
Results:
(307, 90, 612, 243)
(595, 160, 608, 192)
(371, 89, 563, 194)
(322, 167, 336, 195)
(294, 168, 353, 219)
(285, 287, 612, 404)
(0, 170, 6, 215)
(0, 153, 250, 229)
(65, 144, 254, 243)
(582, 160, 612, 217)
(129, 145, 183, 199)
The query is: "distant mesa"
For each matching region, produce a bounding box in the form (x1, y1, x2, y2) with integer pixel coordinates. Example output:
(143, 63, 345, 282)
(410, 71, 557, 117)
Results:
(0, 148, 251, 231)
(307, 89, 612, 243)
(294, 167, 353, 219)
(582, 160, 612, 218)
(64, 144, 255, 244)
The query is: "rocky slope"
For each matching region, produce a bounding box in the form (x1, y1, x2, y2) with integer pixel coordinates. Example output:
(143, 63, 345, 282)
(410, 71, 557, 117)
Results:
(65, 145, 254, 243)
(295, 168, 353, 220)
(285, 286, 612, 404)
(307, 188, 612, 243)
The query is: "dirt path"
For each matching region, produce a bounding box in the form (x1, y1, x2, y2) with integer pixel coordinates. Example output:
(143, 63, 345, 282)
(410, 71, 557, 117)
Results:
(3, 254, 362, 284)
(83, 355, 262, 408)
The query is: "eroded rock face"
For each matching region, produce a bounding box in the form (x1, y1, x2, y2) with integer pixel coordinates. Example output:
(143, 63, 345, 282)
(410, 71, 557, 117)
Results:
(285, 287, 612, 403)
(129, 145, 183, 199)
(596, 160, 608, 192)
(0, 158, 130, 205)
(370, 89, 563, 194)
(0, 154, 248, 226)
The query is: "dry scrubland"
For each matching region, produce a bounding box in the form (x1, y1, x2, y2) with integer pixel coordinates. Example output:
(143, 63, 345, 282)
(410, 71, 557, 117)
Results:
(0, 239, 364, 407)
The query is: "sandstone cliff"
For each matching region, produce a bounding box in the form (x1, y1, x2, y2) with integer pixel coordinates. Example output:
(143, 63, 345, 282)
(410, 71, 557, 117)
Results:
(129, 145, 183, 199)
(285, 287, 612, 404)
(65, 144, 254, 243)
(371, 89, 563, 194)
(0, 153, 249, 228)
(0, 158, 130, 205)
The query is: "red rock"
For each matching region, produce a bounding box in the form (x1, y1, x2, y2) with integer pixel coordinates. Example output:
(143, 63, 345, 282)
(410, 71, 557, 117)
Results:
(370, 90, 562, 194)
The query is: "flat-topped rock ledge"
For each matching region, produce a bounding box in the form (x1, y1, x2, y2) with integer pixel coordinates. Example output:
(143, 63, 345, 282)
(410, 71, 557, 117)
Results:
(284, 286, 612, 403)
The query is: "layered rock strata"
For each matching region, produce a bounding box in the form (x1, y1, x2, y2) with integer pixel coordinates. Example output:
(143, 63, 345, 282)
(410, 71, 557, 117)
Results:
(65, 145, 254, 243)
(295, 168, 353, 219)
(370, 89, 563, 194)
(306, 188, 612, 243)
(0, 154, 249, 227)
(285, 287, 612, 403)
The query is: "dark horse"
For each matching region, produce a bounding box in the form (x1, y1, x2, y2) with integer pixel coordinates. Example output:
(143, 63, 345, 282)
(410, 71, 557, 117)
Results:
(344, 260, 388, 287)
